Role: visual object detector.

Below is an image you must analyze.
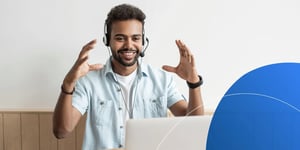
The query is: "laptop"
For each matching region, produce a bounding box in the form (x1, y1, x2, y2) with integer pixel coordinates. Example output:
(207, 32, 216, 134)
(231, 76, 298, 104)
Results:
(125, 115, 212, 150)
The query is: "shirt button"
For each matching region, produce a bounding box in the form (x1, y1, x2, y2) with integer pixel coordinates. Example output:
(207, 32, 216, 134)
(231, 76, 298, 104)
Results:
(120, 125, 123, 129)
(119, 144, 123, 148)
(118, 107, 122, 110)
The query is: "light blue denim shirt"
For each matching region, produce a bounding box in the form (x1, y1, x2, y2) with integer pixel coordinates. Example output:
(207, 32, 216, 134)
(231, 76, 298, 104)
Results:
(72, 58, 184, 150)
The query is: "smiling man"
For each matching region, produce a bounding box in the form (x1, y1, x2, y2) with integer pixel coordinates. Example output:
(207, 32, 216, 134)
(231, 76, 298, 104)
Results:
(53, 3, 205, 150)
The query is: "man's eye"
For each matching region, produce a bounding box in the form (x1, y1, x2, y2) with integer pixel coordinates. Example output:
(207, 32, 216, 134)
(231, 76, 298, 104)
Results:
(115, 37, 125, 41)
(133, 37, 141, 41)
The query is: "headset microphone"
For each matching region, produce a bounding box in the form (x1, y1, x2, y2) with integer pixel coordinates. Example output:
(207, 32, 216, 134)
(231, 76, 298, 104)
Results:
(140, 37, 149, 57)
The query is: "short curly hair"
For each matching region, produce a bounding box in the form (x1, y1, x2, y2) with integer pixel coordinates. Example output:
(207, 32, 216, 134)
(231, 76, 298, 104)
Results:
(104, 4, 146, 44)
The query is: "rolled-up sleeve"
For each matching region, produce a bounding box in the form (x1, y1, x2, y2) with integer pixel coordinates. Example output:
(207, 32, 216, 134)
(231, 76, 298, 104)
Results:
(166, 75, 185, 108)
(72, 79, 89, 115)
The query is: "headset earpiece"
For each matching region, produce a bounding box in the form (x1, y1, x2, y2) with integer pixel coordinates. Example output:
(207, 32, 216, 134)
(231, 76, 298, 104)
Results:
(103, 34, 108, 46)
(140, 37, 149, 57)
(103, 23, 110, 46)
(142, 34, 145, 46)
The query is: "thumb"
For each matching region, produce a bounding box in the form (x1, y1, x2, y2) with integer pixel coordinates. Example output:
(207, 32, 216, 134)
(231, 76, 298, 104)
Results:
(89, 64, 103, 71)
(162, 65, 176, 73)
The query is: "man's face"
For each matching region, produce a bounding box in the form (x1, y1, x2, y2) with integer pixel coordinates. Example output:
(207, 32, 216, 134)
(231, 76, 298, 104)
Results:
(109, 19, 143, 67)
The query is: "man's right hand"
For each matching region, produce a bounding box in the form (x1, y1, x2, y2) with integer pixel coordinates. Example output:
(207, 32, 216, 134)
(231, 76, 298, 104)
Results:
(63, 39, 103, 91)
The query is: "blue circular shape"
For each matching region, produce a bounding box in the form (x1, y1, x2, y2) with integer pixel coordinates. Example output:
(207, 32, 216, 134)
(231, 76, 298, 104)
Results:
(207, 63, 300, 150)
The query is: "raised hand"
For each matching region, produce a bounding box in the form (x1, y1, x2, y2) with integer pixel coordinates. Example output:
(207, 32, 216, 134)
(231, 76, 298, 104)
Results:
(63, 39, 103, 90)
(162, 40, 199, 83)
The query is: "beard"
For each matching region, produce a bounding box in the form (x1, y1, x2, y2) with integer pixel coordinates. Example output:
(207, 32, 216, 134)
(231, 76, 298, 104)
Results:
(112, 48, 140, 67)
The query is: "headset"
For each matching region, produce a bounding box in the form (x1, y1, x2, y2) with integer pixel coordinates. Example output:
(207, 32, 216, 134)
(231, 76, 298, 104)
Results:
(102, 23, 149, 57)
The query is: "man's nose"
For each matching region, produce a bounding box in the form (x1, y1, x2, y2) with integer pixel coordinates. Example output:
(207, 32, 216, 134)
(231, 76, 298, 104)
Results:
(124, 39, 134, 49)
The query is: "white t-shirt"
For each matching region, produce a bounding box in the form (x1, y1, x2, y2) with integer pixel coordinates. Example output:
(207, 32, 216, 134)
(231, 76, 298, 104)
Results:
(115, 69, 137, 121)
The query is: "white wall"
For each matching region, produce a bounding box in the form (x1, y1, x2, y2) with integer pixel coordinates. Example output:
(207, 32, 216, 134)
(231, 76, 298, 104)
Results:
(0, 0, 299, 111)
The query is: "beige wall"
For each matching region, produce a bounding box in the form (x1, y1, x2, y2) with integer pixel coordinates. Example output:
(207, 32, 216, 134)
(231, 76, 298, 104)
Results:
(0, 112, 86, 150)
(0, 110, 215, 150)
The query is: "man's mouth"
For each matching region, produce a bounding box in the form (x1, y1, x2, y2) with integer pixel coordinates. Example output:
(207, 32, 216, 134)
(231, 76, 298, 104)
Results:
(118, 49, 138, 59)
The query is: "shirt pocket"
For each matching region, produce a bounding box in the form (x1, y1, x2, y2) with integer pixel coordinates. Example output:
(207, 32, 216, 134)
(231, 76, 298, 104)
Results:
(94, 99, 114, 126)
(147, 96, 167, 117)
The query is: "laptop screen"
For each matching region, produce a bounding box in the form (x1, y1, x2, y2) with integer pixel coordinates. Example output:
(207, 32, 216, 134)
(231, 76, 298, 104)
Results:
(125, 115, 212, 150)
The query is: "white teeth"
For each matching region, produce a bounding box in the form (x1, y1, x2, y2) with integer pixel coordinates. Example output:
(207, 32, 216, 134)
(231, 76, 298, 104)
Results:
(121, 51, 136, 55)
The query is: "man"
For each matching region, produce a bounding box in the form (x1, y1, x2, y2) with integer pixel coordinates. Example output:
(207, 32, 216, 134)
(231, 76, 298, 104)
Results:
(53, 3, 204, 150)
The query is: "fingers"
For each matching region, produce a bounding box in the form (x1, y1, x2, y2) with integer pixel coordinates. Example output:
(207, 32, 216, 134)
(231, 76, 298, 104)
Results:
(190, 53, 196, 66)
(89, 64, 103, 71)
(79, 39, 97, 59)
(162, 65, 176, 73)
(76, 55, 88, 65)
(176, 40, 188, 56)
(176, 40, 193, 63)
